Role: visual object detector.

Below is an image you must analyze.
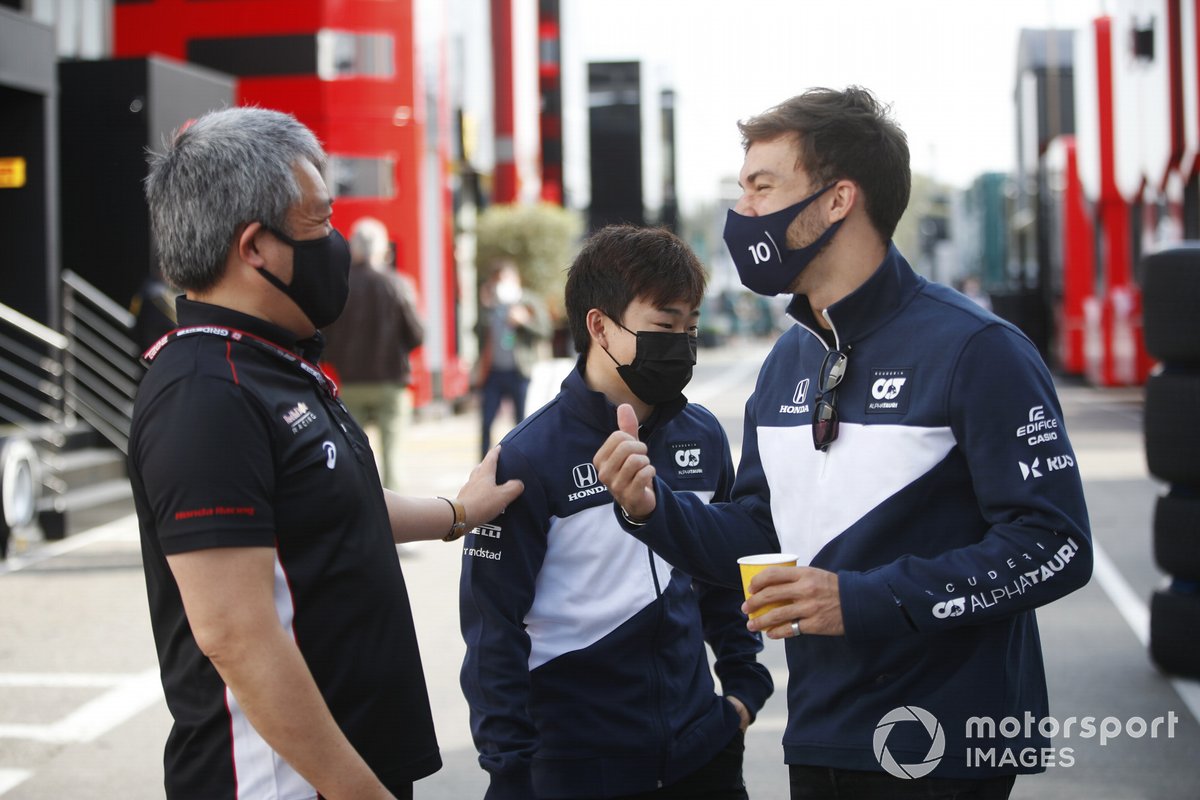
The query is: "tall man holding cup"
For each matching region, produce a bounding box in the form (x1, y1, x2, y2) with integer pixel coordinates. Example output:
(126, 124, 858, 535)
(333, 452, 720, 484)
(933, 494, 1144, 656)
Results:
(595, 87, 1092, 799)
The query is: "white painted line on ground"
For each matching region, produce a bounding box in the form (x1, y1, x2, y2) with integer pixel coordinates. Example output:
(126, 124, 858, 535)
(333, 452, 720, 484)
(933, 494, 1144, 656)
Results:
(0, 673, 129, 688)
(1092, 539, 1151, 646)
(0, 667, 162, 743)
(0, 771, 31, 795)
(0, 513, 138, 576)
(1091, 538, 1200, 725)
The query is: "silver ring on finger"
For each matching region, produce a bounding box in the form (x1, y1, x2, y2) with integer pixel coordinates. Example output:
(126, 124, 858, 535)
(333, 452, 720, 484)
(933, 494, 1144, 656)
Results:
(790, 620, 802, 638)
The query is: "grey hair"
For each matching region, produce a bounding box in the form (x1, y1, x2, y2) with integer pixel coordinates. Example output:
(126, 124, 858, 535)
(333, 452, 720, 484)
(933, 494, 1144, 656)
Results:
(144, 106, 326, 292)
(349, 216, 390, 268)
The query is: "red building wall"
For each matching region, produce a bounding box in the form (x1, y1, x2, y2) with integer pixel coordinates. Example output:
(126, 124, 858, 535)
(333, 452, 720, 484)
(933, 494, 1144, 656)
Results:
(114, 0, 457, 405)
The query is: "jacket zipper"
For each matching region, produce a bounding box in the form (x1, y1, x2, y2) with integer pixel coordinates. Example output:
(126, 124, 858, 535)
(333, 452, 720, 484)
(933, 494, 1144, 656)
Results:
(643, 420, 669, 789)
(646, 546, 668, 789)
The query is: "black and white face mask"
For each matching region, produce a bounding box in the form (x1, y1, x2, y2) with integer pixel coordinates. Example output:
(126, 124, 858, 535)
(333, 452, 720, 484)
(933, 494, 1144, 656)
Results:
(722, 183, 843, 296)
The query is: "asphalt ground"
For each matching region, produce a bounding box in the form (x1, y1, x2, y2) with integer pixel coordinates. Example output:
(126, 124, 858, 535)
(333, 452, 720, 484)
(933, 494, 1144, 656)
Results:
(0, 338, 1198, 799)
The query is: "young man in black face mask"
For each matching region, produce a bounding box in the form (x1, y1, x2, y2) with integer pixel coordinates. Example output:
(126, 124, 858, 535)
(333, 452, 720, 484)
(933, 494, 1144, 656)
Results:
(131, 107, 523, 800)
(459, 225, 773, 800)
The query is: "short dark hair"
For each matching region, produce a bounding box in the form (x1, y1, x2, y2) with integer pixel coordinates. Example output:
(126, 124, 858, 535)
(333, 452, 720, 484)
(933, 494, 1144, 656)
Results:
(565, 225, 707, 355)
(738, 86, 911, 240)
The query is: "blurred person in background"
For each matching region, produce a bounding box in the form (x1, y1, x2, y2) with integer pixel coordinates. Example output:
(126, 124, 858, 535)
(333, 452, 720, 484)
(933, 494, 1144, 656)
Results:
(461, 225, 772, 800)
(322, 216, 425, 491)
(133, 106, 522, 800)
(476, 259, 551, 458)
(595, 87, 1091, 800)
(958, 274, 993, 312)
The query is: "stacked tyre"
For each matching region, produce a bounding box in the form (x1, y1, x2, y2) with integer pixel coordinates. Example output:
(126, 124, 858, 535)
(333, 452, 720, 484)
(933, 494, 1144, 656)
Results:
(1143, 245, 1200, 678)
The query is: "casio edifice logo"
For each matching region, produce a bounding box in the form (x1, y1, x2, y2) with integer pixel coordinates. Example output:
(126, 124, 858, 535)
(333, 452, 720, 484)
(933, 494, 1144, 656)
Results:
(568, 463, 608, 502)
(780, 379, 811, 415)
(866, 368, 912, 414)
(1017, 405, 1060, 446)
(282, 402, 318, 433)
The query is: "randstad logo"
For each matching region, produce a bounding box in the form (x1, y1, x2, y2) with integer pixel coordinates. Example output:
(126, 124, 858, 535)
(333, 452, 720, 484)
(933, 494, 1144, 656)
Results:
(873, 706, 945, 779)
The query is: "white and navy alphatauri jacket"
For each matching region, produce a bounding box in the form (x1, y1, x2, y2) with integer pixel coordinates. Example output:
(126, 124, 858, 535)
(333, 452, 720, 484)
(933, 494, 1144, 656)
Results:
(460, 361, 774, 800)
(619, 246, 1092, 779)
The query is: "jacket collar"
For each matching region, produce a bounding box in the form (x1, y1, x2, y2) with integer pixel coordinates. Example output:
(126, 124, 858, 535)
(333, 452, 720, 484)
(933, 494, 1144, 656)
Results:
(175, 297, 326, 361)
(560, 356, 686, 437)
(785, 243, 923, 350)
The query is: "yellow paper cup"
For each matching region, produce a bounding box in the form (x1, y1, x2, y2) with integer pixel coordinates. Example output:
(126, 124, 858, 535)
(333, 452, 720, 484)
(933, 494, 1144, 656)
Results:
(737, 553, 798, 619)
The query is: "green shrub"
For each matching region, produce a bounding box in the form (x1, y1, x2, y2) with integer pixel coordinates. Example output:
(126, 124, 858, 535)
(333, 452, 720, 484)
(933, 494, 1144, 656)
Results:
(475, 203, 583, 316)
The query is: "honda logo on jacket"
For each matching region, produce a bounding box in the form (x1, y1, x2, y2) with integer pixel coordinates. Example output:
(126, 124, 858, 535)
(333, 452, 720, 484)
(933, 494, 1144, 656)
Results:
(568, 463, 608, 502)
(573, 463, 597, 489)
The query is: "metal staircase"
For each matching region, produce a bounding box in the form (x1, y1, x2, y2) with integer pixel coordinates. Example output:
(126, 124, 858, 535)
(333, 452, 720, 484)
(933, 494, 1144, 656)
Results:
(0, 271, 144, 557)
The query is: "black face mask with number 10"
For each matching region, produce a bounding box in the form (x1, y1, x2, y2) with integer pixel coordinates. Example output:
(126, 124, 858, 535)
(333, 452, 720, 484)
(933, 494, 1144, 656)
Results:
(722, 182, 843, 297)
(603, 324, 697, 406)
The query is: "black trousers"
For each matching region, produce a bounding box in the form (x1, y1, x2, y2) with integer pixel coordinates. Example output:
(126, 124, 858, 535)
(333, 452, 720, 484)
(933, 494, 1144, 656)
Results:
(789, 766, 1016, 800)
(605, 730, 748, 800)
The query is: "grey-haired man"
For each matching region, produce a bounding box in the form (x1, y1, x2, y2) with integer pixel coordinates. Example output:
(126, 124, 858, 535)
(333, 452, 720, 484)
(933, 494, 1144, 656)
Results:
(131, 106, 522, 800)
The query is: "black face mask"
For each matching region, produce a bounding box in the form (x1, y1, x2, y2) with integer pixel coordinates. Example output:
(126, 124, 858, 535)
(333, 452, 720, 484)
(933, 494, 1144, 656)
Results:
(257, 225, 351, 329)
(603, 321, 697, 406)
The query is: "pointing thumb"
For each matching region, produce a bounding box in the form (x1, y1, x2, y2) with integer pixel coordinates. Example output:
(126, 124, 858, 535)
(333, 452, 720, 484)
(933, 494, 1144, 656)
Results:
(616, 403, 639, 439)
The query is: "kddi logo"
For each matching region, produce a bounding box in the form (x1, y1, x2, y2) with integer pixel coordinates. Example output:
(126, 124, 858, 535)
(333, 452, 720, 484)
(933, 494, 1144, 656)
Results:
(873, 706, 945, 779)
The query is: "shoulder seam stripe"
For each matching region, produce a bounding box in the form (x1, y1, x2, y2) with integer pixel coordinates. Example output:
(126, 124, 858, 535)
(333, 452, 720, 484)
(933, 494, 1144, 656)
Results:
(225, 341, 239, 385)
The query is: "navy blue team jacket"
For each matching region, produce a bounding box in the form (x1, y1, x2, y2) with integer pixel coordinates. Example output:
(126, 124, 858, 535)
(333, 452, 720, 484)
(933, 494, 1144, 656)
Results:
(619, 245, 1093, 779)
(460, 361, 774, 799)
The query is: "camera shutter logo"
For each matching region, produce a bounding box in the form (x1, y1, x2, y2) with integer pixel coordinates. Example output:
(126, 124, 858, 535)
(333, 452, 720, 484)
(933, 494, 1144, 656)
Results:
(572, 463, 598, 489)
(873, 705, 945, 779)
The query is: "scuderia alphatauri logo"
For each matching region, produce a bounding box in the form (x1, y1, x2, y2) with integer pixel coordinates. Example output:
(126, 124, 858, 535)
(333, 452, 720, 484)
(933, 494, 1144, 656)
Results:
(670, 441, 703, 477)
(866, 368, 912, 414)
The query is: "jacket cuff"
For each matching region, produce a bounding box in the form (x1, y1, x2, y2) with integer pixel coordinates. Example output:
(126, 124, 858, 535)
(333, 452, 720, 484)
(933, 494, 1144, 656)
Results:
(484, 767, 535, 800)
(838, 570, 916, 641)
(722, 675, 773, 722)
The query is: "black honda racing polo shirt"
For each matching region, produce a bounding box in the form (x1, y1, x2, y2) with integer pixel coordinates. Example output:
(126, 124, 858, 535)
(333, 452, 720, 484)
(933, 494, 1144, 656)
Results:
(129, 298, 440, 799)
